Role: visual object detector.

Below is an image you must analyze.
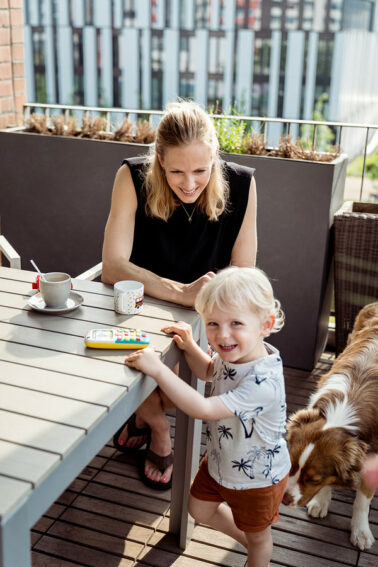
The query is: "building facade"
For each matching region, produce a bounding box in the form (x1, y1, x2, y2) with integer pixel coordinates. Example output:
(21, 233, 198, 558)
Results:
(22, 0, 378, 152)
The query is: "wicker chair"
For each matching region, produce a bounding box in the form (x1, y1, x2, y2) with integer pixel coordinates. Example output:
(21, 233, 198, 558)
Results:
(334, 201, 378, 354)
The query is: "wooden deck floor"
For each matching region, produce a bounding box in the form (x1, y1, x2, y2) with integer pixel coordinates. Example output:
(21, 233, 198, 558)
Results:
(31, 352, 378, 567)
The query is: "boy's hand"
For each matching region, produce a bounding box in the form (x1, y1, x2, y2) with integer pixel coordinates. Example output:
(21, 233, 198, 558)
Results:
(125, 347, 162, 377)
(161, 321, 195, 351)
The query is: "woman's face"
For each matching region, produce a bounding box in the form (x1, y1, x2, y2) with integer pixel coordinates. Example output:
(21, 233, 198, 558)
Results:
(158, 142, 214, 203)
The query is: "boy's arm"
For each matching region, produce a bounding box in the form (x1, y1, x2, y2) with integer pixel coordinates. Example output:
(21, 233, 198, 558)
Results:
(125, 348, 233, 421)
(161, 322, 213, 381)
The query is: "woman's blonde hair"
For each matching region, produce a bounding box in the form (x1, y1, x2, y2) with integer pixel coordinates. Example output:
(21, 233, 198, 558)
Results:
(195, 266, 285, 334)
(144, 100, 228, 221)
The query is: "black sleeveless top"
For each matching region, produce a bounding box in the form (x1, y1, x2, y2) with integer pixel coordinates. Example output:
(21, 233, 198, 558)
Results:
(123, 157, 254, 284)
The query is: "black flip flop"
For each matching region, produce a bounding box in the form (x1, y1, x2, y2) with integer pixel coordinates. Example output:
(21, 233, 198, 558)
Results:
(139, 446, 174, 491)
(113, 413, 151, 453)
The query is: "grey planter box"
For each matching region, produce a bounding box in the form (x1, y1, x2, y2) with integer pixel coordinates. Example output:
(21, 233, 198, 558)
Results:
(221, 151, 347, 371)
(0, 129, 149, 277)
(0, 130, 347, 370)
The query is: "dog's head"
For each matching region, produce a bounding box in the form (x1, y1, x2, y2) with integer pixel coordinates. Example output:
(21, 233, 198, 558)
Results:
(348, 302, 378, 343)
(282, 408, 368, 507)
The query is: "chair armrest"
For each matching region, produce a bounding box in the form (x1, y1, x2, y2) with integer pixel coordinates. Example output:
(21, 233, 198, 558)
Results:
(0, 235, 21, 269)
(76, 262, 103, 280)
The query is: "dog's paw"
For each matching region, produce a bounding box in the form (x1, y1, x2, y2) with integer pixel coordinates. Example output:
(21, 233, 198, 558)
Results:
(307, 487, 331, 518)
(307, 498, 328, 518)
(350, 525, 375, 550)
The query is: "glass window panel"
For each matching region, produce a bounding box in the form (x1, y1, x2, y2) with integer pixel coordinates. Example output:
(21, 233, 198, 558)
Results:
(208, 35, 225, 74)
(124, 0, 136, 26)
(72, 29, 84, 105)
(151, 33, 163, 72)
(195, 0, 209, 28)
(179, 77, 195, 99)
(207, 79, 224, 110)
(33, 30, 47, 103)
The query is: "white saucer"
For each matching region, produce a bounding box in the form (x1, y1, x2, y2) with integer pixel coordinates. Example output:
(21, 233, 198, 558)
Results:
(28, 291, 84, 314)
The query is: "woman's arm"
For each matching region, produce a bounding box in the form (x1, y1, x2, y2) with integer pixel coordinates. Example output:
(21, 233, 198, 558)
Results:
(101, 165, 214, 306)
(125, 348, 233, 421)
(230, 176, 257, 267)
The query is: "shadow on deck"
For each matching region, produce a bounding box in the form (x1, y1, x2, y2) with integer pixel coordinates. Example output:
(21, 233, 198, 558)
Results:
(31, 352, 378, 567)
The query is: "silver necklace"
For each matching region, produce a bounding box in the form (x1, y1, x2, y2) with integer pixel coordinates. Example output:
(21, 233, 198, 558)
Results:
(181, 203, 195, 223)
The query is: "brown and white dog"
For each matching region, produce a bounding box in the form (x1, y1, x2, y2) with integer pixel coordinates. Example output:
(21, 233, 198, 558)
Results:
(283, 302, 378, 550)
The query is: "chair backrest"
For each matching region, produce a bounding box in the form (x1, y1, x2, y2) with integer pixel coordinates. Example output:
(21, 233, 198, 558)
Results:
(0, 235, 21, 269)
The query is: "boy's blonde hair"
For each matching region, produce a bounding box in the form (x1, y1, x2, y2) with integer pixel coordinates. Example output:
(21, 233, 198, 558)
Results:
(195, 266, 285, 333)
(144, 100, 229, 221)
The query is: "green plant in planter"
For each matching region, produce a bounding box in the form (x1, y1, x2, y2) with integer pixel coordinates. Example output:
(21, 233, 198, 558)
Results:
(210, 104, 250, 154)
(210, 98, 340, 162)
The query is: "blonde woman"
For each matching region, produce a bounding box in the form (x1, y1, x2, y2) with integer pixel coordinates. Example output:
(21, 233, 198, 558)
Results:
(102, 100, 257, 489)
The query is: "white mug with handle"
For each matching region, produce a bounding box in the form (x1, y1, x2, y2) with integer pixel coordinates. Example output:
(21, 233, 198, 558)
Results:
(114, 280, 144, 314)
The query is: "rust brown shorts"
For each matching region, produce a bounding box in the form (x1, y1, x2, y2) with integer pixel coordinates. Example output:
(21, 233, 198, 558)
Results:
(190, 455, 288, 532)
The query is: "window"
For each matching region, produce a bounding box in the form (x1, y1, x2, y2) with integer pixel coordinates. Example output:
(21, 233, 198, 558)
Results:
(33, 30, 47, 103)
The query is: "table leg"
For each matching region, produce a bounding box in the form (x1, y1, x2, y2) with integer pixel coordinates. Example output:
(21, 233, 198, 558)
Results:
(169, 321, 207, 549)
(0, 506, 31, 567)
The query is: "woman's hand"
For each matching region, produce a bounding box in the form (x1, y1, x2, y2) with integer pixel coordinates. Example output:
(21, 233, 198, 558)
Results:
(125, 347, 163, 378)
(161, 321, 196, 351)
(180, 271, 215, 307)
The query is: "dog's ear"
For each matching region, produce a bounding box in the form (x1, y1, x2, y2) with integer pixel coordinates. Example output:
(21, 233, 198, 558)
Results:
(334, 437, 369, 487)
(288, 408, 320, 429)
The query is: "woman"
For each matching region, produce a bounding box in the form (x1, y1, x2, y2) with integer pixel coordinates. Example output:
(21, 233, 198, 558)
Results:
(102, 100, 257, 489)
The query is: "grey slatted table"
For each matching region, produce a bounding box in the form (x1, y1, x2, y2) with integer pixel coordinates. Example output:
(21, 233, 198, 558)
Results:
(0, 266, 206, 567)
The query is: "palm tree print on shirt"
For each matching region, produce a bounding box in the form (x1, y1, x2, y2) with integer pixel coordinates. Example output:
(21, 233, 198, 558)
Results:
(232, 457, 254, 479)
(262, 445, 281, 478)
(222, 364, 237, 381)
(235, 407, 263, 438)
(255, 374, 267, 385)
(217, 424, 233, 449)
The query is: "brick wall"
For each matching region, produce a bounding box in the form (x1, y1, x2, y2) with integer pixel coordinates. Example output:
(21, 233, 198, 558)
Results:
(0, 0, 26, 129)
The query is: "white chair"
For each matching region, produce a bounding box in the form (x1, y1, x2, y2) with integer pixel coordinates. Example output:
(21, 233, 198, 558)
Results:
(0, 235, 21, 269)
(76, 261, 103, 280)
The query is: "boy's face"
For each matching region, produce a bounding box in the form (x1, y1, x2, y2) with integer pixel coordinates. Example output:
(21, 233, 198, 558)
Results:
(203, 305, 273, 364)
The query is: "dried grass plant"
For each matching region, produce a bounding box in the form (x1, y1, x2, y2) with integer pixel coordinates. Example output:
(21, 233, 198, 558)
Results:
(51, 115, 65, 136)
(27, 113, 50, 134)
(79, 113, 108, 139)
(113, 117, 134, 142)
(244, 133, 268, 156)
(135, 120, 155, 144)
(65, 117, 79, 137)
(269, 135, 340, 162)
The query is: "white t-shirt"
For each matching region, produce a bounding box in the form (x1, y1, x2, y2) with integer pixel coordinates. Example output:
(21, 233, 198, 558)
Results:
(206, 343, 291, 489)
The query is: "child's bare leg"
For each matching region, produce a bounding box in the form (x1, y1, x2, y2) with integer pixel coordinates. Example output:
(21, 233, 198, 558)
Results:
(188, 495, 248, 547)
(245, 527, 272, 567)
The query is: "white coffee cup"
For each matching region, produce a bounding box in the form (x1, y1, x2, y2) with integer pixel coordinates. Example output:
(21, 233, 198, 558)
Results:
(114, 280, 144, 314)
(39, 272, 71, 308)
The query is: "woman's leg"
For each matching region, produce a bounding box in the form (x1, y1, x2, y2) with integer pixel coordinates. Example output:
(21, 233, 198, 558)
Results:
(117, 361, 179, 484)
(245, 527, 272, 567)
(139, 388, 173, 483)
(188, 494, 248, 547)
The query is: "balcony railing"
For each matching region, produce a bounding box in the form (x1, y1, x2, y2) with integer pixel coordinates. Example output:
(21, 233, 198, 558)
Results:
(23, 102, 378, 202)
